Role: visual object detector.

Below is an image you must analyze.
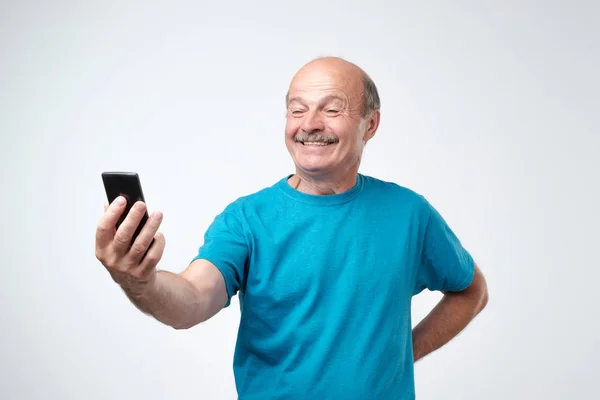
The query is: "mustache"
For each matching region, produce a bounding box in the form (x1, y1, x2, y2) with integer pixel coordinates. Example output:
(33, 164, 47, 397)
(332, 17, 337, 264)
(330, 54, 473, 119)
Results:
(293, 132, 339, 144)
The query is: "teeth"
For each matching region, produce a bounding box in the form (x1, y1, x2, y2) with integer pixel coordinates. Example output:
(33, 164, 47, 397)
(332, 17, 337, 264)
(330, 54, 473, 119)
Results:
(303, 142, 329, 146)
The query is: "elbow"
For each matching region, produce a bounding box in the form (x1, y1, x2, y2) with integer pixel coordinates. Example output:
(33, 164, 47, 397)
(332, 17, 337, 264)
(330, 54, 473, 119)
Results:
(472, 264, 489, 314)
(478, 280, 489, 314)
(453, 263, 488, 315)
(171, 323, 191, 330)
(169, 306, 208, 330)
(171, 320, 201, 330)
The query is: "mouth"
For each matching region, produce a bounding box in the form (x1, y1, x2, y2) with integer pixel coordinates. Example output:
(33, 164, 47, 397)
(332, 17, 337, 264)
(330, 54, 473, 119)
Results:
(300, 141, 334, 147)
(294, 136, 338, 147)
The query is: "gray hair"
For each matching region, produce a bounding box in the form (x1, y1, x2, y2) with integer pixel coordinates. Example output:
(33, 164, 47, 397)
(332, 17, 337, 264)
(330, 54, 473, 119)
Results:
(361, 73, 381, 117)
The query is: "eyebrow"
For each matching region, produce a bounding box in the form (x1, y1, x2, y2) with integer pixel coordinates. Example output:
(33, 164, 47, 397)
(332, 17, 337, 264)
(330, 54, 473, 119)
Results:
(287, 95, 346, 107)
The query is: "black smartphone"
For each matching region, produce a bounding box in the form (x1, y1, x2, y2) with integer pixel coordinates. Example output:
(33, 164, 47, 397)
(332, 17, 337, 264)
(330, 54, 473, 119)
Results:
(101, 171, 150, 246)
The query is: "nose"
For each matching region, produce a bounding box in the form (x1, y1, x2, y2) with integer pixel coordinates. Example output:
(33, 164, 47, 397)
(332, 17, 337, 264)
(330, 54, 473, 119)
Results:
(301, 110, 325, 133)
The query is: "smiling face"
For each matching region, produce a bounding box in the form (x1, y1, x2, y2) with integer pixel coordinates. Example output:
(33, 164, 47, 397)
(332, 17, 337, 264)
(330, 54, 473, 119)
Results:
(285, 58, 380, 179)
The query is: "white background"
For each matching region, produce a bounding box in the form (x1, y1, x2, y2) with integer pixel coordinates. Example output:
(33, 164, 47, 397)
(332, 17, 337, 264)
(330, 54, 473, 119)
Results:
(1, 1, 598, 399)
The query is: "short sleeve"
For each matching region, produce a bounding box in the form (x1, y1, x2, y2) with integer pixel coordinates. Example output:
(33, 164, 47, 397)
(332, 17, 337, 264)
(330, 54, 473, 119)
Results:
(191, 206, 249, 307)
(414, 198, 475, 295)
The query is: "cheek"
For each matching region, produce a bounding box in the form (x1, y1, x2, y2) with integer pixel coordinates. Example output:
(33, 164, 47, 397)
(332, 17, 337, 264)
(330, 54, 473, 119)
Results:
(328, 119, 355, 142)
(285, 119, 301, 139)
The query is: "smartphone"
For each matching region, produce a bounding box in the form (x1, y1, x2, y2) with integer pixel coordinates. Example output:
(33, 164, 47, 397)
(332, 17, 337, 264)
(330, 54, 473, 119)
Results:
(101, 171, 151, 246)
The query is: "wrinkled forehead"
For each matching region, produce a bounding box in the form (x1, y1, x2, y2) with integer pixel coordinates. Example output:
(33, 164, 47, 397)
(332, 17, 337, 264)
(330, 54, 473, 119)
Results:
(287, 66, 363, 106)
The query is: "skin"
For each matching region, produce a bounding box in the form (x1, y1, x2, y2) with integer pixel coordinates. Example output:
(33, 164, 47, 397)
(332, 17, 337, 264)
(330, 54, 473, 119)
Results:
(284, 57, 380, 194)
(412, 267, 488, 362)
(95, 199, 227, 329)
(94, 57, 489, 363)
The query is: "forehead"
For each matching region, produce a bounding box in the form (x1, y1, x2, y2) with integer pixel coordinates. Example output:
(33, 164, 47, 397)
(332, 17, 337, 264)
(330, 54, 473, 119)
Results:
(288, 65, 363, 104)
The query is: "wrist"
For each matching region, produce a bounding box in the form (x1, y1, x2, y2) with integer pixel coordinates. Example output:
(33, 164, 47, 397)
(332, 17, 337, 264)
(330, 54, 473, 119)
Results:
(110, 270, 157, 297)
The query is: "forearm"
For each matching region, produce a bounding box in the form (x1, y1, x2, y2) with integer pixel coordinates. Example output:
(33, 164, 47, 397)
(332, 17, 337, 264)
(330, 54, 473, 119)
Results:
(412, 290, 485, 361)
(118, 270, 207, 329)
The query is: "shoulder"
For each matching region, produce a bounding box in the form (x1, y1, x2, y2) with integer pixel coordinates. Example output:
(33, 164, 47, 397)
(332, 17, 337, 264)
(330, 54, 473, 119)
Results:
(360, 174, 429, 209)
(215, 177, 287, 216)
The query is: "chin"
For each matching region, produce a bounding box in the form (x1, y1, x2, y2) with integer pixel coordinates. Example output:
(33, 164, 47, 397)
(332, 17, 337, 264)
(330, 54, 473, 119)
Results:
(295, 160, 335, 176)
(287, 143, 341, 175)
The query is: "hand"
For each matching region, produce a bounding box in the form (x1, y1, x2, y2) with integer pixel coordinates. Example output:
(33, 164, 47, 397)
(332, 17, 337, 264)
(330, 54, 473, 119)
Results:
(95, 196, 166, 294)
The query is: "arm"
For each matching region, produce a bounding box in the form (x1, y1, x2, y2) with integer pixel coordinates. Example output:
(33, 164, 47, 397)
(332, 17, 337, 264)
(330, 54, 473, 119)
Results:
(118, 259, 228, 330)
(412, 263, 488, 362)
(95, 197, 230, 330)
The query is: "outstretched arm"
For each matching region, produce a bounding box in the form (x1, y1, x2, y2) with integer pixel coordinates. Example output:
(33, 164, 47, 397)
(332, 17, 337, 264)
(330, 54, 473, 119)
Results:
(119, 259, 229, 330)
(96, 198, 228, 330)
(412, 263, 488, 362)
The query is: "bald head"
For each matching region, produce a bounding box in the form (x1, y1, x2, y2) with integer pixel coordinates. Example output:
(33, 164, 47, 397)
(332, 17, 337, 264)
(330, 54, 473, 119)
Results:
(286, 57, 380, 118)
(284, 57, 382, 181)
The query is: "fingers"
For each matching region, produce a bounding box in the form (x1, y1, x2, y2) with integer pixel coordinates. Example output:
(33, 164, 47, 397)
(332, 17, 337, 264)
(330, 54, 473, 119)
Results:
(96, 196, 127, 250)
(136, 232, 166, 277)
(96, 195, 166, 290)
(127, 210, 164, 264)
(112, 201, 149, 254)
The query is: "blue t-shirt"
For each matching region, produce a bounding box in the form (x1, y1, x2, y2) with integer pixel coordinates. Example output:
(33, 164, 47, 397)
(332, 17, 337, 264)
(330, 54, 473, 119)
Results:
(193, 174, 474, 400)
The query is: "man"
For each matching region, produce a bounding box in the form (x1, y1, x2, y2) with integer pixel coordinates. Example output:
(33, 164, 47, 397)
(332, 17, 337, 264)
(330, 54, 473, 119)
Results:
(95, 57, 488, 399)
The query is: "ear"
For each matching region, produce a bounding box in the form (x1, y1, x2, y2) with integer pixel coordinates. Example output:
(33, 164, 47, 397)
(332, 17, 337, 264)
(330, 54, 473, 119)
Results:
(363, 110, 380, 143)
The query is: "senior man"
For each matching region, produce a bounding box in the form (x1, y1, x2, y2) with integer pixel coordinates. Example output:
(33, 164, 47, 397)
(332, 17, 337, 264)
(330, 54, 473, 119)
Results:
(95, 56, 489, 399)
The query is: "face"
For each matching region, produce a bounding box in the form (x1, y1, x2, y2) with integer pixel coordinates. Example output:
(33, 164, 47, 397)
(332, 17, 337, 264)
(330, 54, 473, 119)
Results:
(284, 63, 379, 178)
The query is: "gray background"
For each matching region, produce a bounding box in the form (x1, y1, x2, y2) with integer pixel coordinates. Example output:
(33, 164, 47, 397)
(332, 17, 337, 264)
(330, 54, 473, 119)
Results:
(1, 1, 598, 399)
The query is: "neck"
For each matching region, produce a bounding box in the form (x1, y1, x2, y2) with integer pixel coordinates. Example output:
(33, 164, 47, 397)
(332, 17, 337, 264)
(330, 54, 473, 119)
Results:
(288, 169, 359, 195)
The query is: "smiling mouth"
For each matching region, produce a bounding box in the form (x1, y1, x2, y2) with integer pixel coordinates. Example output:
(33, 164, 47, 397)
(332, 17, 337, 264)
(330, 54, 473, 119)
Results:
(300, 141, 334, 146)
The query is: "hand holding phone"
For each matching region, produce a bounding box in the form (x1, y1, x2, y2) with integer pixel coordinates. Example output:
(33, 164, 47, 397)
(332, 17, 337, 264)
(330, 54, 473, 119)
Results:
(101, 172, 151, 246)
(96, 172, 165, 291)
